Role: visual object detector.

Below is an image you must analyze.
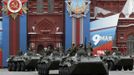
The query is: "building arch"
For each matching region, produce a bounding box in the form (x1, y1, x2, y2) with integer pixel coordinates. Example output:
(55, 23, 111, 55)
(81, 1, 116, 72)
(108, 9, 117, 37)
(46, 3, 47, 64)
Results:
(29, 18, 62, 51)
(35, 18, 56, 34)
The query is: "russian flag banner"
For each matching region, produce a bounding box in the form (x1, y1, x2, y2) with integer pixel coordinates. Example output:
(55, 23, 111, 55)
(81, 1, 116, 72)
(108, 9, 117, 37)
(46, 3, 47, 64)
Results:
(90, 14, 120, 55)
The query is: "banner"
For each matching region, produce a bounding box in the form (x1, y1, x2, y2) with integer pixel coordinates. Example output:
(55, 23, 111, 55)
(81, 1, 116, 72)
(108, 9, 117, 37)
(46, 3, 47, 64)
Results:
(65, 0, 90, 50)
(0, 20, 2, 67)
(0, 20, 2, 48)
(2, 0, 27, 67)
(2, 15, 9, 67)
(90, 14, 119, 55)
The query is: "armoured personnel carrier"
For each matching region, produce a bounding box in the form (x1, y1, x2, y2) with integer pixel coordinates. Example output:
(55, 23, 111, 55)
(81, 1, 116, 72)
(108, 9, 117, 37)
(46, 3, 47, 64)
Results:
(38, 44, 109, 75)
(7, 50, 41, 71)
(102, 51, 119, 70)
(59, 46, 109, 75)
(102, 50, 133, 71)
(38, 48, 64, 75)
(118, 56, 133, 71)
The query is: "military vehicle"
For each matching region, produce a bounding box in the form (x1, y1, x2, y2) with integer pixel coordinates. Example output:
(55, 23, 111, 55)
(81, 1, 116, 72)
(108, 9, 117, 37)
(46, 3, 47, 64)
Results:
(59, 46, 109, 75)
(102, 51, 119, 70)
(38, 48, 64, 75)
(38, 44, 109, 75)
(118, 56, 133, 71)
(102, 49, 133, 71)
(7, 50, 42, 71)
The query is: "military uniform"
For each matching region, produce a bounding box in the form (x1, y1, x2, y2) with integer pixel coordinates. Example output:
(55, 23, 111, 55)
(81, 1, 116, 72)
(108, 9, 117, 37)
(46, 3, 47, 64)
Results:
(87, 44, 93, 56)
(67, 44, 77, 56)
(77, 48, 87, 57)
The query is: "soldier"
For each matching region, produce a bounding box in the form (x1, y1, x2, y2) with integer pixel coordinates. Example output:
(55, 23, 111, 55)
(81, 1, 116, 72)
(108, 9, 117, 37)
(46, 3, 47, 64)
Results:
(68, 43, 77, 56)
(104, 50, 111, 56)
(52, 47, 60, 56)
(87, 43, 93, 56)
(26, 48, 35, 56)
(45, 45, 53, 56)
(112, 49, 121, 56)
(38, 48, 46, 56)
(77, 44, 87, 57)
(59, 46, 64, 56)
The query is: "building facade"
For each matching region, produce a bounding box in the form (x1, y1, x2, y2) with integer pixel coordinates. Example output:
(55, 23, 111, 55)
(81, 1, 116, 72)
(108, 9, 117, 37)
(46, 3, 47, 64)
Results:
(90, 0, 134, 55)
(0, 0, 134, 65)
(1, 0, 133, 67)
(27, 0, 64, 52)
(1, 0, 90, 67)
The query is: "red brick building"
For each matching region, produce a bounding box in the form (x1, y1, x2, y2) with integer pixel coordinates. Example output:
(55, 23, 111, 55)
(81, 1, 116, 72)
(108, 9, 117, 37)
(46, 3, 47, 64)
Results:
(27, 0, 64, 51)
(90, 0, 134, 55)
(1, 0, 134, 55)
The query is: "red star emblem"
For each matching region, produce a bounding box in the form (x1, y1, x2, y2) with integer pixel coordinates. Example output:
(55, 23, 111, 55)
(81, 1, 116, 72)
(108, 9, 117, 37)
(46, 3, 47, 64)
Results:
(2, 0, 28, 19)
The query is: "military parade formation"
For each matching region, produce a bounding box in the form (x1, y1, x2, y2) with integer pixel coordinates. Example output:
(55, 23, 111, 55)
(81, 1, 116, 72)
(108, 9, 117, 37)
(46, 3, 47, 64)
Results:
(6, 44, 134, 75)
(1, 0, 134, 75)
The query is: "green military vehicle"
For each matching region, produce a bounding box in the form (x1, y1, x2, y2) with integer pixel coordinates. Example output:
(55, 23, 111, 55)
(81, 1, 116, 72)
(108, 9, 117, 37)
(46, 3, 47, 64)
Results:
(59, 45, 109, 75)
(102, 47, 133, 71)
(38, 48, 64, 75)
(7, 50, 41, 71)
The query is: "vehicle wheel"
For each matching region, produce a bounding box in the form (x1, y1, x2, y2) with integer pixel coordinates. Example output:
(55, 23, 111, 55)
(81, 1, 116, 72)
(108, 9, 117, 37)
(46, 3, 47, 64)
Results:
(35, 65, 38, 71)
(128, 66, 133, 71)
(43, 63, 49, 75)
(59, 67, 64, 75)
(16, 62, 21, 71)
(31, 68, 35, 71)
(8, 62, 12, 71)
(117, 65, 122, 71)
(27, 68, 31, 71)
(20, 62, 25, 71)
(59, 67, 66, 75)
(123, 66, 128, 71)
(40, 63, 47, 75)
(113, 65, 118, 71)
(38, 63, 41, 75)
(10, 62, 14, 71)
(108, 61, 114, 70)
(40, 63, 44, 75)
(12, 62, 16, 71)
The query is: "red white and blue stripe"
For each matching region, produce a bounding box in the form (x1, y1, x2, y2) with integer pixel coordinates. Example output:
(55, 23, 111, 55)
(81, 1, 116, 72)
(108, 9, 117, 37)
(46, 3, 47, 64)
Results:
(90, 14, 119, 54)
